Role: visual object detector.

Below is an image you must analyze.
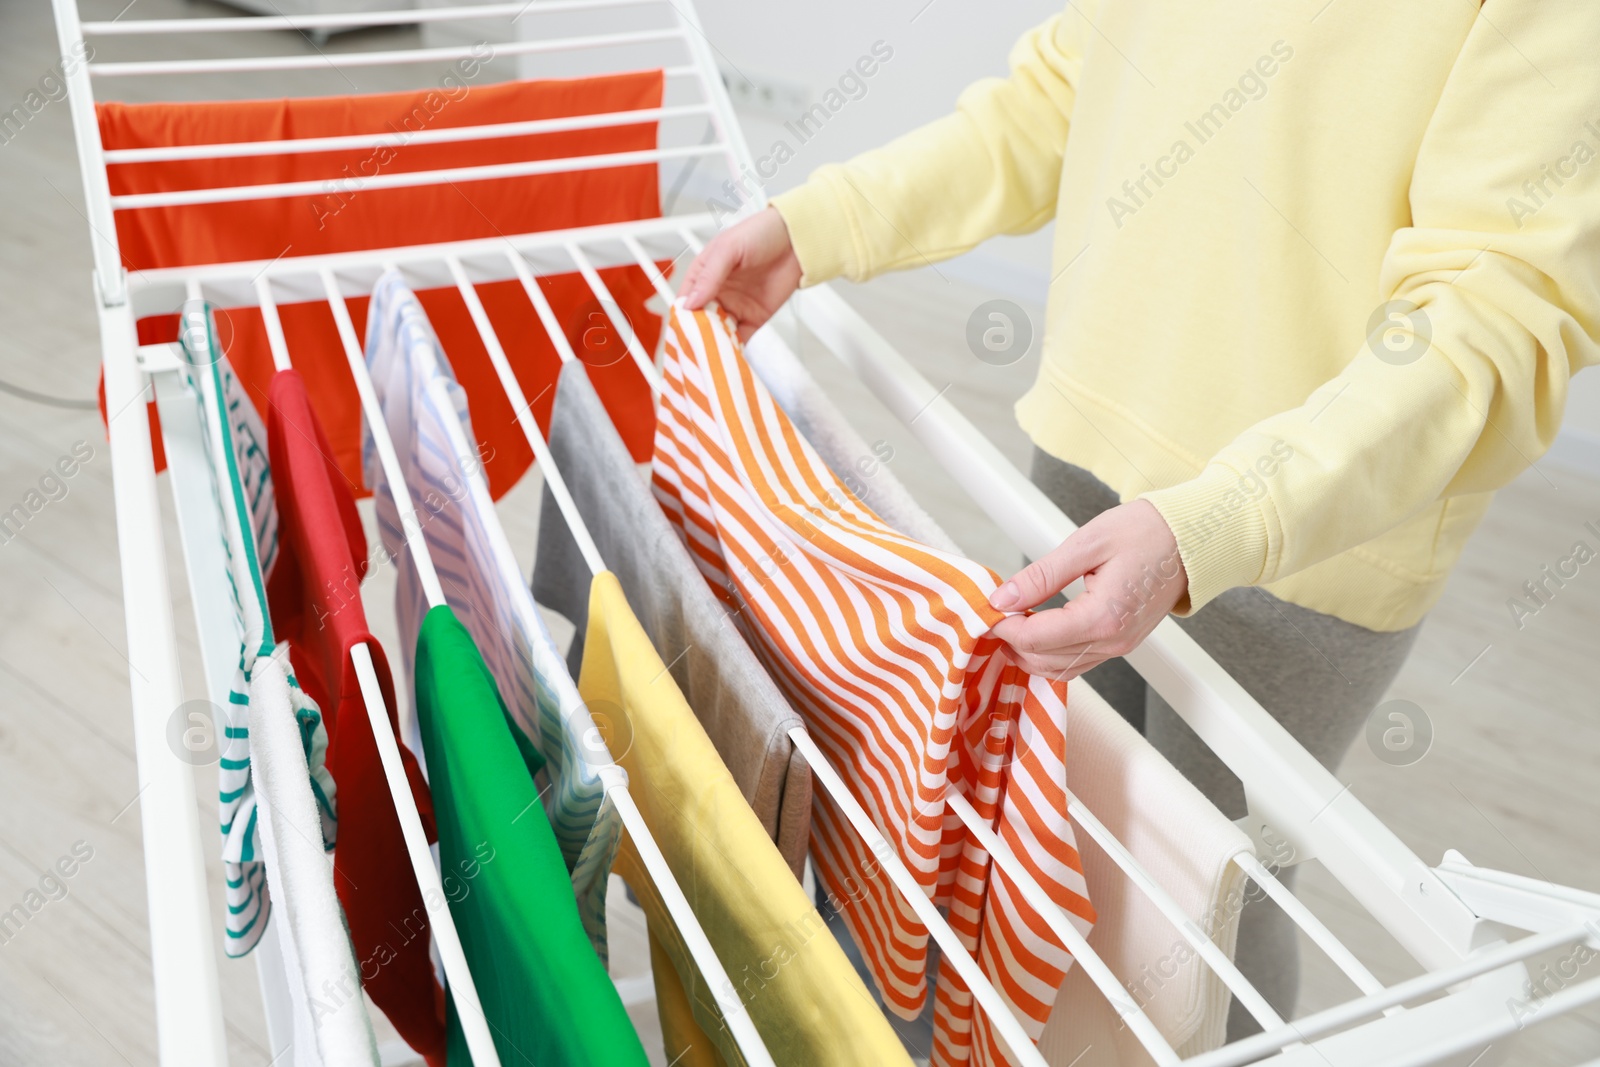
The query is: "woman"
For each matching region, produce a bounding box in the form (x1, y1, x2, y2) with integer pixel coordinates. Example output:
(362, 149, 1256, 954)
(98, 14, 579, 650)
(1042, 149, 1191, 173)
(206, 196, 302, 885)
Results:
(680, 1, 1600, 1035)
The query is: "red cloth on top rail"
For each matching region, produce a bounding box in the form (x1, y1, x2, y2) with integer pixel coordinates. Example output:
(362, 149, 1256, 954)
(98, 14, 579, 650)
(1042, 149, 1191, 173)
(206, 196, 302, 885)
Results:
(97, 71, 668, 497)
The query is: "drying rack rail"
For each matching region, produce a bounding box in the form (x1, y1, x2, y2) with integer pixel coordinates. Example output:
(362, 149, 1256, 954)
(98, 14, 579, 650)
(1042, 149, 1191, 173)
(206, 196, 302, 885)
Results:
(52, 0, 1600, 1064)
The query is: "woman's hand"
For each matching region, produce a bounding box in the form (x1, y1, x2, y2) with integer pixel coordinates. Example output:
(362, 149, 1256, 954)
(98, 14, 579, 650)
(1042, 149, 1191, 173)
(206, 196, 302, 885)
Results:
(680, 207, 803, 342)
(988, 500, 1187, 679)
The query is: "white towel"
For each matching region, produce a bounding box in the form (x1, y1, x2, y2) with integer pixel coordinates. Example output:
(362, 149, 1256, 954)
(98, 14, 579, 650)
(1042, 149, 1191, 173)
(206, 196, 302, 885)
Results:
(1037, 677, 1254, 1066)
(250, 652, 379, 1067)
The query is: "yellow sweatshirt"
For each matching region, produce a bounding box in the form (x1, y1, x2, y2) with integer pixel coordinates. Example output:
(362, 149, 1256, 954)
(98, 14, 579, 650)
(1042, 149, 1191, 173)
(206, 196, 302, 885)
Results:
(771, 1, 1600, 631)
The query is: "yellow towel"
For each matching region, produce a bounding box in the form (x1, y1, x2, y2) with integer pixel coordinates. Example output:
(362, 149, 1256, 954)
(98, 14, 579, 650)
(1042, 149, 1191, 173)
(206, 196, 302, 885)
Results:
(579, 571, 912, 1067)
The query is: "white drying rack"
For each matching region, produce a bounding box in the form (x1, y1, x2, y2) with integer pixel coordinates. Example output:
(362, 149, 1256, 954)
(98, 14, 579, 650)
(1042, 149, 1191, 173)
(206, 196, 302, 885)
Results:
(53, 0, 1600, 1064)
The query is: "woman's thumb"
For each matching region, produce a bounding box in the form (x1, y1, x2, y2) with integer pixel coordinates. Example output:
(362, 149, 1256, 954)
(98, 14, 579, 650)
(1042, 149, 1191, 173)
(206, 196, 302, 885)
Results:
(990, 535, 1099, 611)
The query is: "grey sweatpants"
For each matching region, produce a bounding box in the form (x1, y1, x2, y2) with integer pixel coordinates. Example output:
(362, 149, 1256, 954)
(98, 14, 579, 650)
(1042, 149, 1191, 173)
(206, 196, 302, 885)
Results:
(1029, 450, 1421, 1038)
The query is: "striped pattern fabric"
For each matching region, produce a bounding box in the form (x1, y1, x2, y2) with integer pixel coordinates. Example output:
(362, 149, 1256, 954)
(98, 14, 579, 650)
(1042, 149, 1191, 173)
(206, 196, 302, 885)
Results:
(651, 303, 1096, 1067)
(361, 271, 622, 956)
(179, 305, 337, 958)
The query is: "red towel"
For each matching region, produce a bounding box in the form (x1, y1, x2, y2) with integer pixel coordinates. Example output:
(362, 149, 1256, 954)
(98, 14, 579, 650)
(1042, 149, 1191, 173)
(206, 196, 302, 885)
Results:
(264, 368, 446, 1065)
(98, 72, 669, 494)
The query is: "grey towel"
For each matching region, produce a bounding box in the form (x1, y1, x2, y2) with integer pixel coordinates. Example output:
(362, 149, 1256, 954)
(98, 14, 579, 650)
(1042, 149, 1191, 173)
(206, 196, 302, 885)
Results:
(532, 361, 813, 876)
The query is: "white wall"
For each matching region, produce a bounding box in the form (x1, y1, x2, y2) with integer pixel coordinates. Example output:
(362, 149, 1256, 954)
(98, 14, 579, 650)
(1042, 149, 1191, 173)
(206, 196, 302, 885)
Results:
(690, 0, 1061, 303)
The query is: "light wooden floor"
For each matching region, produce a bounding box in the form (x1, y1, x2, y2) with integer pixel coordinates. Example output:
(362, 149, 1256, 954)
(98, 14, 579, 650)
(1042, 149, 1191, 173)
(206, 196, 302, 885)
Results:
(3, 1, 1599, 1064)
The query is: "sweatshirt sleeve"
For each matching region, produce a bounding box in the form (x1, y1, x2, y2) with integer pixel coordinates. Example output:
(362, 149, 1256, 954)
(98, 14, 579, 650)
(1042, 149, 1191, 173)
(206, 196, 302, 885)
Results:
(770, 12, 1084, 285)
(1142, 1, 1600, 618)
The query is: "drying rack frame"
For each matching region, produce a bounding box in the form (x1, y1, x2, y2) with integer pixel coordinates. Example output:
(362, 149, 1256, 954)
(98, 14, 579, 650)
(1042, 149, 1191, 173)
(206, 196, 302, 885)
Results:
(50, 0, 1600, 1064)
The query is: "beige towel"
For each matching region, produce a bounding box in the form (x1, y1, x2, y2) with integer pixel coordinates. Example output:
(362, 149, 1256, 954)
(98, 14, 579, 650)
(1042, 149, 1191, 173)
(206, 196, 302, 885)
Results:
(1038, 678, 1253, 1066)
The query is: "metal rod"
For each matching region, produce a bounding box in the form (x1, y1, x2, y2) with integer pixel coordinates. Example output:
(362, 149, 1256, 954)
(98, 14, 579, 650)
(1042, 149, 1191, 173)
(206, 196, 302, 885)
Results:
(349, 644, 502, 1067)
(786, 728, 1050, 1067)
(1186, 924, 1599, 1067)
(84, 0, 664, 34)
(943, 790, 1182, 1066)
(1234, 852, 1388, 1000)
(110, 144, 723, 210)
(442, 255, 606, 575)
(89, 27, 686, 77)
(1059, 787, 1286, 1032)
(1358, 976, 1600, 1067)
(128, 211, 715, 294)
(314, 267, 447, 607)
(94, 288, 229, 1067)
(103, 105, 713, 164)
(502, 249, 581, 364)
(305, 268, 500, 1062)
(1436, 857, 1600, 912)
(252, 276, 292, 373)
(601, 776, 776, 1066)
(564, 242, 662, 390)
(52, 0, 125, 304)
(621, 233, 677, 303)
(667, 0, 755, 209)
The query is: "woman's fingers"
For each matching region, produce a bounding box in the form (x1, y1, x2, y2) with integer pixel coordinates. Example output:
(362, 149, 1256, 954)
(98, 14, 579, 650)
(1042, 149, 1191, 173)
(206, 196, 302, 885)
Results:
(987, 500, 1188, 680)
(989, 605, 1110, 657)
(990, 530, 1106, 611)
(680, 208, 799, 319)
(682, 238, 737, 309)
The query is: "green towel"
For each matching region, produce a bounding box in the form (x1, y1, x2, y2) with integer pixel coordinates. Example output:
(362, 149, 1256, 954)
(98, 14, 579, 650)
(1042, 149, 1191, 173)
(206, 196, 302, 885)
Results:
(414, 604, 648, 1067)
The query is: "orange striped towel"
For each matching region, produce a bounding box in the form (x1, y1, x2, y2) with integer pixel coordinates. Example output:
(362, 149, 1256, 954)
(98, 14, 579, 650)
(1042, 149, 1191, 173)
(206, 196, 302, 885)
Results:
(652, 303, 1096, 1067)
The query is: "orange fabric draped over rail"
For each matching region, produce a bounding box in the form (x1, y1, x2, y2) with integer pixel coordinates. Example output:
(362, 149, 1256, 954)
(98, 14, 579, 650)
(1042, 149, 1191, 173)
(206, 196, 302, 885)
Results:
(652, 305, 1097, 1067)
(98, 70, 669, 495)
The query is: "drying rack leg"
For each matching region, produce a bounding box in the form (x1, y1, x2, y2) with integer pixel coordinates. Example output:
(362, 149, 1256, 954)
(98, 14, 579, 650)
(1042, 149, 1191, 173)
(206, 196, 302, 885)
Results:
(99, 297, 230, 1065)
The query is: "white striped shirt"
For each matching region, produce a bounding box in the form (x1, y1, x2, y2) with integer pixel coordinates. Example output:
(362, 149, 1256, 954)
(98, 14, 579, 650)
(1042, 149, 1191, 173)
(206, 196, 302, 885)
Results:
(180, 306, 337, 958)
(652, 303, 1095, 1067)
(361, 271, 622, 956)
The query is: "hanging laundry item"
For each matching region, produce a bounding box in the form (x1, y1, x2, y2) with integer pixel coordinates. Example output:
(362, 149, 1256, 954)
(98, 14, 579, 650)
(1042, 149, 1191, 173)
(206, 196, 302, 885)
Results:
(532, 360, 811, 876)
(412, 604, 648, 1067)
(741, 330, 959, 555)
(99, 73, 671, 494)
(578, 572, 913, 1067)
(175, 306, 337, 959)
(362, 270, 622, 952)
(250, 651, 381, 1067)
(1038, 678, 1253, 1066)
(743, 327, 956, 1051)
(741, 333, 1256, 1060)
(652, 304, 1096, 1067)
(264, 368, 447, 1066)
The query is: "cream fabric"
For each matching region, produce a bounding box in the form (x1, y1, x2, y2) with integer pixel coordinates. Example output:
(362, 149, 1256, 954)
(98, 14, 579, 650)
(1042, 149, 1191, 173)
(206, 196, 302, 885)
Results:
(1038, 678, 1253, 1065)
